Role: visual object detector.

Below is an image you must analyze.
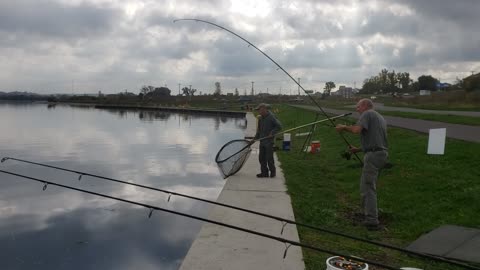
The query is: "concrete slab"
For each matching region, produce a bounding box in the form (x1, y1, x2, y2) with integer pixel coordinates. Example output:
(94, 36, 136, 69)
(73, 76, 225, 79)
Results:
(447, 233, 480, 263)
(407, 225, 480, 263)
(180, 112, 305, 270)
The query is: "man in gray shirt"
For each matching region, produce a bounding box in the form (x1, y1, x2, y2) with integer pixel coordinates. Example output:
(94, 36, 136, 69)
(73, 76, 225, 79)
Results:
(254, 103, 282, 178)
(336, 99, 388, 231)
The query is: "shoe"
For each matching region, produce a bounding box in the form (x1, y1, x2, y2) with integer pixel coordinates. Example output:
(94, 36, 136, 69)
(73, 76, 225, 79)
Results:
(256, 173, 268, 178)
(270, 172, 276, 178)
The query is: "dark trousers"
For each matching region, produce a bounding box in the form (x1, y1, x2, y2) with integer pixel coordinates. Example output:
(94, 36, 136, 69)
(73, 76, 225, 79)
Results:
(259, 143, 275, 176)
(361, 151, 388, 225)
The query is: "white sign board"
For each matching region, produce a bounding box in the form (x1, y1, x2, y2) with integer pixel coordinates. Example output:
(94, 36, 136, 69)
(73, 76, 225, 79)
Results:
(427, 128, 446, 155)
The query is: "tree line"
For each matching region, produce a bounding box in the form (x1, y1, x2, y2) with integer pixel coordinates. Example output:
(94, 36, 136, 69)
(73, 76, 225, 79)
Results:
(360, 69, 479, 94)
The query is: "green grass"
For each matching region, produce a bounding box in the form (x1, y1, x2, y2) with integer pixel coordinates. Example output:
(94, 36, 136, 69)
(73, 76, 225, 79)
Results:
(273, 105, 480, 270)
(379, 111, 480, 126)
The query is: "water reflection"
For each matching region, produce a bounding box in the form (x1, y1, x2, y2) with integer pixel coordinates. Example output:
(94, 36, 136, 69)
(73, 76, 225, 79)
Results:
(0, 103, 246, 270)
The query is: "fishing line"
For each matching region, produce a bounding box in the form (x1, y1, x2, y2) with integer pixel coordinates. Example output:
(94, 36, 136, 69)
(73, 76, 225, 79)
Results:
(174, 18, 363, 165)
(0, 169, 403, 270)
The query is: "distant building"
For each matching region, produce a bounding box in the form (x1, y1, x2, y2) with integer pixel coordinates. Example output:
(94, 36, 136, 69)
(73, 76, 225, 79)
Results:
(237, 96, 253, 102)
(333, 86, 355, 98)
(419, 90, 431, 96)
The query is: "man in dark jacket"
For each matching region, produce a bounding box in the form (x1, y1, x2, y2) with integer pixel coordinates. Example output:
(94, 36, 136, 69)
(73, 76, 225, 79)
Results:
(254, 103, 282, 178)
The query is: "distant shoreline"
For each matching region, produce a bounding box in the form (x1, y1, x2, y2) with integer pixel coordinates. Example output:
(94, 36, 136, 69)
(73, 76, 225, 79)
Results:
(45, 101, 247, 117)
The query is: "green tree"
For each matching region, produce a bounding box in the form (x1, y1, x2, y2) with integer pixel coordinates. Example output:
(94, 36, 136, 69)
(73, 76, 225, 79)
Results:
(140, 85, 155, 96)
(182, 87, 190, 96)
(464, 73, 480, 92)
(397, 72, 412, 92)
(214, 82, 222, 96)
(418, 75, 439, 91)
(323, 81, 336, 96)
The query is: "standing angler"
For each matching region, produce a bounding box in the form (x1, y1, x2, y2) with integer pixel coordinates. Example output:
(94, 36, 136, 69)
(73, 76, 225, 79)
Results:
(254, 103, 282, 178)
(335, 99, 388, 231)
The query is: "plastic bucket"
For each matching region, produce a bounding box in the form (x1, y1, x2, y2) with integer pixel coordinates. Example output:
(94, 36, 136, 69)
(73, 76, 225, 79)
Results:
(310, 141, 321, 153)
(326, 256, 368, 270)
(283, 133, 291, 151)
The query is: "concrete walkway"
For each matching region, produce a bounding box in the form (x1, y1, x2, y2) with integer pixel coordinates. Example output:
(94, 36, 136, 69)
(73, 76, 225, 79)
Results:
(407, 225, 480, 263)
(179, 112, 305, 270)
(294, 105, 480, 143)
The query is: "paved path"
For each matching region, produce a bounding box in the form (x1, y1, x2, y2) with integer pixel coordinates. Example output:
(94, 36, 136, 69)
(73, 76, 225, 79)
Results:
(180, 112, 305, 270)
(407, 225, 480, 264)
(345, 103, 480, 117)
(294, 105, 480, 143)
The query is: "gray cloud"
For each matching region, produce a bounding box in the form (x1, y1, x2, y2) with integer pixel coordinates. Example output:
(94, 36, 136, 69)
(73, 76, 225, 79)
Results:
(0, 0, 122, 40)
(0, 0, 479, 93)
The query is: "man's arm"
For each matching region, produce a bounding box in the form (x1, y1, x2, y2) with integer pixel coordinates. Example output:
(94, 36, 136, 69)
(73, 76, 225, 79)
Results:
(335, 124, 362, 134)
(271, 117, 282, 136)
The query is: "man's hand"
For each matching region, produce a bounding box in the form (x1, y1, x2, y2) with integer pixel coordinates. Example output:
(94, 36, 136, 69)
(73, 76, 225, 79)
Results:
(335, 124, 347, 133)
(336, 124, 362, 134)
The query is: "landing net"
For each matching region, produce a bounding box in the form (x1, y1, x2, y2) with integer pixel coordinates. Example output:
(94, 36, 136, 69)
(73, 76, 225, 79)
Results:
(215, 139, 252, 178)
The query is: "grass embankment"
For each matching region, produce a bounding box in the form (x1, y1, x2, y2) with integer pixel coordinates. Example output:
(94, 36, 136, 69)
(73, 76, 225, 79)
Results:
(378, 111, 480, 126)
(274, 105, 480, 270)
(292, 103, 480, 126)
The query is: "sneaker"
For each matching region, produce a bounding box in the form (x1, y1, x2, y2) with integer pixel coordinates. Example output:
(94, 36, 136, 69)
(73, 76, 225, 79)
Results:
(256, 173, 268, 178)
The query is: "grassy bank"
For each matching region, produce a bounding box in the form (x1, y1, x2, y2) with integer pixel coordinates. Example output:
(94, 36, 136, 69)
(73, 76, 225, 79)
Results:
(274, 105, 480, 269)
(378, 111, 480, 126)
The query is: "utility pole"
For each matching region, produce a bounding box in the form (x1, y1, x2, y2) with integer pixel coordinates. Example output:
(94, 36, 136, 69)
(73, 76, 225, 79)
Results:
(178, 83, 181, 96)
(297, 78, 301, 96)
(251, 81, 254, 96)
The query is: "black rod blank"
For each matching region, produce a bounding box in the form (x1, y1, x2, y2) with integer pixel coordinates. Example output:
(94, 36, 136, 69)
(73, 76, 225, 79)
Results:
(0, 169, 402, 270)
(2, 157, 478, 270)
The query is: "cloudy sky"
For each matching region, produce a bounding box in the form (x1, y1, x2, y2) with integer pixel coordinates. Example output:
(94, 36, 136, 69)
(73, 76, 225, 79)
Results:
(1, 0, 479, 95)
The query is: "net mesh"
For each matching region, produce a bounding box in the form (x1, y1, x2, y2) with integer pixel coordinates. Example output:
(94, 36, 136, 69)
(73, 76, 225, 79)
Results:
(215, 139, 252, 178)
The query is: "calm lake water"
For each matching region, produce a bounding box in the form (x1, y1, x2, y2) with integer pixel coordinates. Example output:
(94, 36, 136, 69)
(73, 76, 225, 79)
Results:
(0, 102, 246, 270)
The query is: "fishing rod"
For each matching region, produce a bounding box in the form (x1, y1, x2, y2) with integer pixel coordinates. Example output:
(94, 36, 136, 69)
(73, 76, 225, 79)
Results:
(173, 18, 363, 165)
(0, 169, 402, 270)
(216, 112, 351, 164)
(2, 158, 478, 270)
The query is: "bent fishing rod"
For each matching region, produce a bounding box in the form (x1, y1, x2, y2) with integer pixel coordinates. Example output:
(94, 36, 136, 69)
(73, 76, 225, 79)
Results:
(216, 113, 351, 163)
(2, 159, 478, 270)
(173, 18, 363, 165)
(0, 169, 402, 270)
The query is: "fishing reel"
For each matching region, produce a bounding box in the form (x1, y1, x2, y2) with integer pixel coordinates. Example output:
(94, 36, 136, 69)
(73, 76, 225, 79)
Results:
(340, 148, 352, 160)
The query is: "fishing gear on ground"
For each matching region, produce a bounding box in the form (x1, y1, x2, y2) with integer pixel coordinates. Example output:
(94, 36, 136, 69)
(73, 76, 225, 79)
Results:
(215, 113, 351, 178)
